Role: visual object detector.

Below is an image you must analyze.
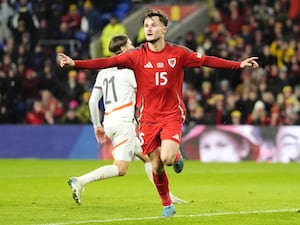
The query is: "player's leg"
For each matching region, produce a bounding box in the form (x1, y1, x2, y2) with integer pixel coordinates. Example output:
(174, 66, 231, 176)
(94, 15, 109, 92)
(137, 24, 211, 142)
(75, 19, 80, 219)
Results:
(160, 140, 179, 166)
(160, 119, 184, 173)
(68, 160, 131, 205)
(139, 122, 176, 217)
(149, 149, 176, 217)
(161, 140, 184, 173)
(68, 122, 135, 205)
(135, 151, 188, 204)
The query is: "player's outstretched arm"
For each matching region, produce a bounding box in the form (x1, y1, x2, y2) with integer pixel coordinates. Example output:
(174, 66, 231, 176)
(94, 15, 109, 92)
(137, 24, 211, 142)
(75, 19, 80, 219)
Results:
(57, 53, 121, 70)
(202, 55, 259, 70)
(240, 57, 259, 68)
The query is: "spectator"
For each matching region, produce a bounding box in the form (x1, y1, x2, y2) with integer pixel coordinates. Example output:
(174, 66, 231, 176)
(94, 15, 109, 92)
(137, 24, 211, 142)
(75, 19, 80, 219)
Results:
(81, 0, 103, 36)
(40, 89, 64, 123)
(230, 110, 242, 125)
(10, 0, 39, 44)
(2, 66, 22, 123)
(60, 69, 84, 109)
(61, 3, 82, 32)
(100, 15, 126, 57)
(24, 99, 46, 125)
(0, 93, 9, 123)
(246, 100, 270, 125)
(21, 68, 41, 108)
(0, 54, 17, 74)
(27, 44, 47, 72)
(40, 62, 61, 98)
(35, 18, 52, 41)
(0, 0, 15, 44)
(61, 100, 81, 124)
(75, 91, 91, 124)
(76, 70, 91, 91)
(183, 30, 197, 51)
(53, 21, 74, 41)
(217, 1, 248, 36)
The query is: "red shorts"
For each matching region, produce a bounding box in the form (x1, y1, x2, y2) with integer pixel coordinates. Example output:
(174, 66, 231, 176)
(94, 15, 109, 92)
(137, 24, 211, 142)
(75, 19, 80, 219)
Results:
(139, 117, 183, 155)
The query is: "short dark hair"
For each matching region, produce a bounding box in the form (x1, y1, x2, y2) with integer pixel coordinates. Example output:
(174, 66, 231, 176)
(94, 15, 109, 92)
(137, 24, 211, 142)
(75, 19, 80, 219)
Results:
(143, 9, 168, 26)
(109, 34, 129, 54)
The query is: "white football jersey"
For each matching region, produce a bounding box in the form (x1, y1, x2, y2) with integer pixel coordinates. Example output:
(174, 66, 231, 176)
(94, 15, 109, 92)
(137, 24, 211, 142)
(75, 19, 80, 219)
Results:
(94, 67, 136, 122)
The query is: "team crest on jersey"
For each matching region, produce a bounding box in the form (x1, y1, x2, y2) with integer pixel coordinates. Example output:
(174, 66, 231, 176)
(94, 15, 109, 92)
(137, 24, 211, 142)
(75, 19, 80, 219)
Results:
(168, 58, 176, 68)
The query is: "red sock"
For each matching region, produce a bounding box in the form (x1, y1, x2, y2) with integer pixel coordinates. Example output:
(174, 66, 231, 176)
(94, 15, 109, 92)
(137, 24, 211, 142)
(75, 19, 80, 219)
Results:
(153, 170, 171, 206)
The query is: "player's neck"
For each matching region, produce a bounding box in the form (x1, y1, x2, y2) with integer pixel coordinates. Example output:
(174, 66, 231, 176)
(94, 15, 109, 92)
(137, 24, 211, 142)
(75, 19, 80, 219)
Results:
(148, 38, 165, 52)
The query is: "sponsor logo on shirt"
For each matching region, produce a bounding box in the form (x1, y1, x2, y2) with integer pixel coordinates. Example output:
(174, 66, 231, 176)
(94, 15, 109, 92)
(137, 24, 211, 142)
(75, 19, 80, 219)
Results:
(157, 62, 164, 68)
(168, 58, 176, 68)
(172, 134, 180, 141)
(144, 61, 153, 68)
(197, 52, 202, 58)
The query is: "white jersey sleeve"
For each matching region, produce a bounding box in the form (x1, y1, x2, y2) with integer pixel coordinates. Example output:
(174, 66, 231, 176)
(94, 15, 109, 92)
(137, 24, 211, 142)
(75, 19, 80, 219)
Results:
(89, 87, 103, 128)
(89, 70, 105, 128)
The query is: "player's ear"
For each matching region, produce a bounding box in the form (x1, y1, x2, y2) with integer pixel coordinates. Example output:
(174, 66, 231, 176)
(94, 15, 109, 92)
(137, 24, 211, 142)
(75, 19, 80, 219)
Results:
(163, 26, 168, 34)
(120, 46, 126, 52)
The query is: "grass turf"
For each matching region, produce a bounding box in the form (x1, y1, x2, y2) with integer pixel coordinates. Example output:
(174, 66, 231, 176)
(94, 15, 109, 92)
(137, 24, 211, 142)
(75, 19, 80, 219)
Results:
(0, 159, 299, 225)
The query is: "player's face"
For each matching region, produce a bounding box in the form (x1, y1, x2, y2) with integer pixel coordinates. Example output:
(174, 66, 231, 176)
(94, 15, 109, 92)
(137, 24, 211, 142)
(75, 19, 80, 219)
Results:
(143, 16, 167, 43)
(199, 130, 241, 162)
(276, 130, 300, 163)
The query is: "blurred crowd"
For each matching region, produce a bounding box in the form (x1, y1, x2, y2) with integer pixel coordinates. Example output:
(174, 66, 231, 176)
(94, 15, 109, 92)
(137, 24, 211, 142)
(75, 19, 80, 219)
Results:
(1, 0, 300, 127)
(181, 0, 300, 127)
(0, 0, 130, 124)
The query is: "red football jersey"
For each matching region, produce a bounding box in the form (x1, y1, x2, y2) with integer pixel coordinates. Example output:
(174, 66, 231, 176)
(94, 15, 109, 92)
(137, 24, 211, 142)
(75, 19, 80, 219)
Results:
(117, 43, 208, 122)
(75, 42, 241, 122)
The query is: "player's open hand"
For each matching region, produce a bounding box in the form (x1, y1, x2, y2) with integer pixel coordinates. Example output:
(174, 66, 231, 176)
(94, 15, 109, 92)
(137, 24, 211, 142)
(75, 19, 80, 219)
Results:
(56, 53, 75, 68)
(240, 57, 259, 69)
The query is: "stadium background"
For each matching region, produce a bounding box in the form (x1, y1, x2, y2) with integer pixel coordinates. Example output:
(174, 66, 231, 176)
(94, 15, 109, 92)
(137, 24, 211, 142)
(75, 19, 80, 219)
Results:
(1, 0, 300, 163)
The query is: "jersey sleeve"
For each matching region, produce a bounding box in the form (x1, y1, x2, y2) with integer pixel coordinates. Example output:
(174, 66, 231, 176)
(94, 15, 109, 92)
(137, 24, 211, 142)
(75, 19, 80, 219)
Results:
(181, 50, 204, 68)
(126, 69, 137, 89)
(74, 52, 135, 70)
(94, 70, 104, 88)
(115, 51, 135, 69)
(89, 84, 103, 128)
(180, 47, 241, 69)
(202, 55, 241, 69)
(74, 55, 119, 70)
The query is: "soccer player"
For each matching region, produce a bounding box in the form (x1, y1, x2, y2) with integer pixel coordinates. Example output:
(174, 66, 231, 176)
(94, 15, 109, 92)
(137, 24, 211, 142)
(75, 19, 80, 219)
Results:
(68, 34, 187, 206)
(58, 9, 259, 217)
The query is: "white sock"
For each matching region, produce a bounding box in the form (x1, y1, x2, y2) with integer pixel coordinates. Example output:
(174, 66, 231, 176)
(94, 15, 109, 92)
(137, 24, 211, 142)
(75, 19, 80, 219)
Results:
(78, 165, 119, 186)
(144, 162, 154, 185)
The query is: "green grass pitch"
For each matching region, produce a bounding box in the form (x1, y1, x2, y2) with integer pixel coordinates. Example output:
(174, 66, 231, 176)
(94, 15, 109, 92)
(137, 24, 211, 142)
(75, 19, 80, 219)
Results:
(0, 159, 299, 225)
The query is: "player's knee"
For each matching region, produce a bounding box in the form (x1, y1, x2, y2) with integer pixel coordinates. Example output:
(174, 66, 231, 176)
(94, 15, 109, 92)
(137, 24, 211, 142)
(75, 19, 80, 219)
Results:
(161, 156, 174, 166)
(115, 163, 129, 176)
(118, 168, 127, 176)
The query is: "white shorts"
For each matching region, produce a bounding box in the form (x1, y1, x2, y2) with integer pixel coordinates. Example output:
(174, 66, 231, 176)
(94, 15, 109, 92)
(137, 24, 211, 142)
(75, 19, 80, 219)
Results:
(103, 120, 142, 162)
